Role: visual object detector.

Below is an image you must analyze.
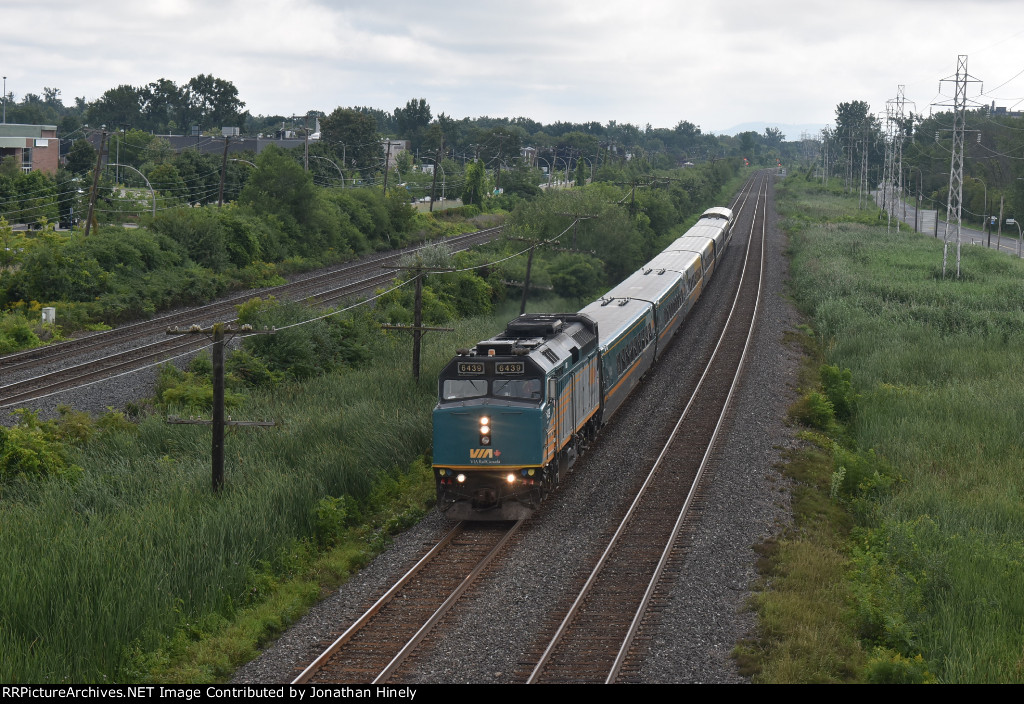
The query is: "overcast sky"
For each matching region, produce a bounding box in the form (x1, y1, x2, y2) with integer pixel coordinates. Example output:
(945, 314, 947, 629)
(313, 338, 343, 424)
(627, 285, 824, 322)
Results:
(4, 0, 1023, 139)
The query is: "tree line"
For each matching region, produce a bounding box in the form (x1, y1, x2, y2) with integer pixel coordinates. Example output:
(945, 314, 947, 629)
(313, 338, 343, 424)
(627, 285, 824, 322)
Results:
(818, 98, 1023, 223)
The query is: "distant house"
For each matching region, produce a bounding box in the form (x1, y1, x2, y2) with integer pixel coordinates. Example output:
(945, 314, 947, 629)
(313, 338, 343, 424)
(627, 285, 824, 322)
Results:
(0, 123, 59, 174)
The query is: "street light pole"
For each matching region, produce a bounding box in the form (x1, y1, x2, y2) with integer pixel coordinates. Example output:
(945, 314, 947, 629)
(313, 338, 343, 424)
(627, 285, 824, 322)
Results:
(967, 175, 988, 247)
(107, 162, 156, 217)
(424, 154, 445, 212)
(309, 155, 344, 185)
(536, 157, 552, 187)
(907, 166, 922, 233)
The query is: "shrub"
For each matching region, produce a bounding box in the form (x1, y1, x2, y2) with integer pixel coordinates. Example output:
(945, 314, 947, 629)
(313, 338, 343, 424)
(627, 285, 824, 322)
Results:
(225, 349, 283, 389)
(234, 297, 373, 380)
(791, 391, 836, 431)
(0, 411, 81, 482)
(154, 363, 243, 413)
(820, 364, 857, 422)
(863, 649, 937, 684)
(0, 313, 41, 354)
(312, 495, 362, 546)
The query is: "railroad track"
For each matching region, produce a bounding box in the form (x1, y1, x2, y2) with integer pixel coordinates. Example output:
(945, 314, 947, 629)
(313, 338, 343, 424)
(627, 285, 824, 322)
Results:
(293, 520, 523, 684)
(521, 172, 768, 683)
(283, 174, 770, 685)
(0, 227, 503, 410)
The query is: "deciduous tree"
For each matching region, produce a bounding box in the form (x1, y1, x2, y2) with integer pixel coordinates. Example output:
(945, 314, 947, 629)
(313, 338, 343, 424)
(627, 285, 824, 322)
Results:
(320, 108, 382, 174)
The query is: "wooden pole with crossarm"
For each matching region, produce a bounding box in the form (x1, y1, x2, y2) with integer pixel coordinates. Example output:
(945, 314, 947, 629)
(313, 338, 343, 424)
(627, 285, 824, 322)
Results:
(166, 322, 277, 491)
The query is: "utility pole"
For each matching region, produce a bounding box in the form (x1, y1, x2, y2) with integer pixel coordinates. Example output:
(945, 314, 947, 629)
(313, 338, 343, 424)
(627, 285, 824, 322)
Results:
(821, 128, 830, 185)
(84, 130, 107, 237)
(494, 133, 508, 191)
(166, 323, 277, 492)
(381, 263, 454, 380)
(935, 55, 982, 279)
(429, 137, 444, 212)
(509, 218, 595, 314)
(218, 136, 231, 207)
(383, 141, 393, 194)
(504, 236, 546, 315)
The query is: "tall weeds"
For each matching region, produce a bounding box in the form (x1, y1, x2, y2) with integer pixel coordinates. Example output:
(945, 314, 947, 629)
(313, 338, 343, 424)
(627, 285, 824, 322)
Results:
(783, 177, 1024, 682)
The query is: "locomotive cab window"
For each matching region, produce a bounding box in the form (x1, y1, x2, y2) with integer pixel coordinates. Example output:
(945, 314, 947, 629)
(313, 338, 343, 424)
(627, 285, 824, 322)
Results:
(493, 377, 542, 401)
(442, 379, 488, 400)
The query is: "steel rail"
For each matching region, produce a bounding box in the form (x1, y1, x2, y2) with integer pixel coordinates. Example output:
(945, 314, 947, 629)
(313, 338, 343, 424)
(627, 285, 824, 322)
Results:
(606, 175, 768, 682)
(372, 518, 524, 683)
(292, 518, 523, 685)
(291, 522, 466, 684)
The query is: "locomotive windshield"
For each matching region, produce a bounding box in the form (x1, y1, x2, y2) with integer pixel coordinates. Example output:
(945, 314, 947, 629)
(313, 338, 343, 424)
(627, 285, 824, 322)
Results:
(493, 378, 542, 400)
(442, 379, 488, 400)
(440, 376, 542, 402)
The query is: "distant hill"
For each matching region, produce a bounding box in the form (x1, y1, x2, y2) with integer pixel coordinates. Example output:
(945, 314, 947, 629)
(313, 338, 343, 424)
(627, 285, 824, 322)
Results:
(713, 122, 827, 142)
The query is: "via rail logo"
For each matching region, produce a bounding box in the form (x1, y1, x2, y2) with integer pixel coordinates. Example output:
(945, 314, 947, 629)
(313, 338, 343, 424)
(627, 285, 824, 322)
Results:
(469, 448, 502, 463)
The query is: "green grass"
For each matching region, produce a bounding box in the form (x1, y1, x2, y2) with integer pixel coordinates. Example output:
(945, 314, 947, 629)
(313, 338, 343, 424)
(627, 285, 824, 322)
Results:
(747, 175, 1024, 683)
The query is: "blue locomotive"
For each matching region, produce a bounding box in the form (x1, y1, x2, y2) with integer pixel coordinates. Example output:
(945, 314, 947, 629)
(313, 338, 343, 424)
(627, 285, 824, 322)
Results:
(433, 207, 734, 520)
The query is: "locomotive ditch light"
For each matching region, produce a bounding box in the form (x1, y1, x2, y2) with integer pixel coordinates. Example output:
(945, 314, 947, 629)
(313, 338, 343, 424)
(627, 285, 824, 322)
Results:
(506, 473, 516, 484)
(457, 473, 466, 483)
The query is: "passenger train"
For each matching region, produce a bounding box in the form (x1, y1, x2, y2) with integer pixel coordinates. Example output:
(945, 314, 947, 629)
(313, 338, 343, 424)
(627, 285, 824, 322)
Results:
(432, 206, 735, 520)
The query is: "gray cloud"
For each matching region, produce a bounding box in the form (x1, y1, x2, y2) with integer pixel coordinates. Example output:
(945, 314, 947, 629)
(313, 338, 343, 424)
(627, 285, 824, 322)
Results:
(2, 0, 1020, 135)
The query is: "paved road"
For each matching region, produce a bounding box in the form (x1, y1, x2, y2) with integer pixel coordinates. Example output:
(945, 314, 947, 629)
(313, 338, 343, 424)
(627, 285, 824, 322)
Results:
(875, 190, 1023, 258)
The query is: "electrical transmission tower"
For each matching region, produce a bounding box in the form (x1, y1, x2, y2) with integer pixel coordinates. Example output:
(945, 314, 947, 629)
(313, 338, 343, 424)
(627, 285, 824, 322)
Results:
(885, 86, 912, 233)
(859, 119, 869, 210)
(935, 55, 982, 279)
(882, 103, 895, 224)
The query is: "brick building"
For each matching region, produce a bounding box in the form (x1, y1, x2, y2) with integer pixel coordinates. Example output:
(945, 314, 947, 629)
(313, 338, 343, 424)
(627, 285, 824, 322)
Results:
(0, 123, 59, 174)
